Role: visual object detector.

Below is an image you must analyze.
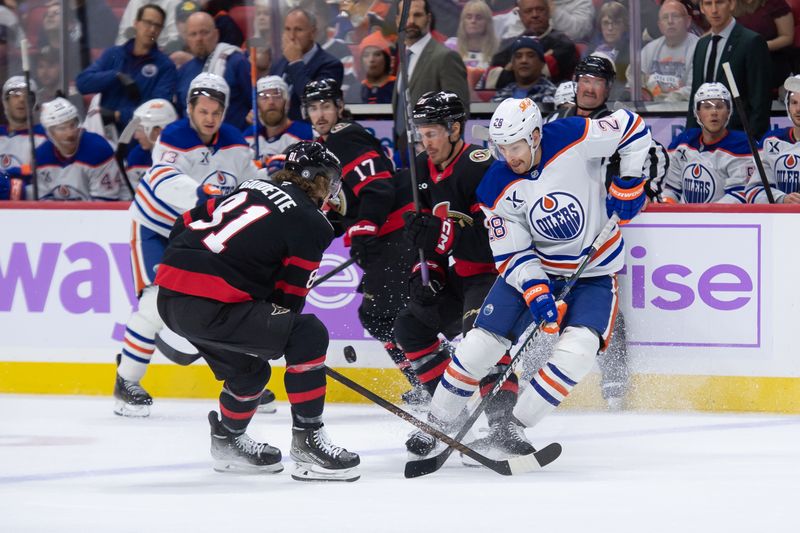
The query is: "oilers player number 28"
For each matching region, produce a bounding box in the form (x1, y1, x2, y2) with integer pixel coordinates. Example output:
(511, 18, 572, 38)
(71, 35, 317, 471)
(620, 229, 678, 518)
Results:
(188, 192, 271, 253)
(486, 216, 507, 241)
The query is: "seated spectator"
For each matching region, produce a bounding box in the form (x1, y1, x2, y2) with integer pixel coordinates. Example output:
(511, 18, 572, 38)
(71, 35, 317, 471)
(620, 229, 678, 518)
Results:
(176, 11, 253, 130)
(35, 97, 123, 201)
(358, 34, 396, 103)
(754, 75, 800, 204)
(333, 0, 386, 43)
(204, 0, 245, 47)
(550, 0, 596, 42)
(491, 0, 578, 84)
(35, 46, 62, 104)
(163, 0, 201, 65)
(553, 80, 576, 109)
(733, 0, 795, 89)
(243, 76, 314, 161)
(591, 2, 630, 87)
(662, 83, 755, 204)
(491, 36, 555, 105)
(250, 0, 274, 79)
(639, 0, 699, 102)
(444, 0, 498, 70)
(270, 7, 344, 120)
(0, 76, 46, 165)
(121, 98, 178, 195)
(76, 4, 178, 136)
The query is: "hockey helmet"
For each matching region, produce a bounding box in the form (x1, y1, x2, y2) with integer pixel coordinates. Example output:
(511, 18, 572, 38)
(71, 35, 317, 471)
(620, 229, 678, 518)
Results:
(187, 72, 230, 113)
(553, 81, 576, 108)
(284, 141, 342, 199)
(574, 54, 616, 85)
(133, 98, 177, 139)
(257, 75, 289, 100)
(3, 76, 38, 100)
(489, 98, 542, 171)
(693, 82, 731, 128)
(301, 78, 343, 118)
(784, 74, 800, 122)
(40, 97, 79, 130)
(412, 91, 466, 132)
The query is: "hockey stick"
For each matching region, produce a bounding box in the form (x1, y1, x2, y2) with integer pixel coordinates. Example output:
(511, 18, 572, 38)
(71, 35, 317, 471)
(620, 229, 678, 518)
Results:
(250, 39, 260, 164)
(721, 62, 774, 203)
(405, 214, 620, 478)
(396, 0, 429, 285)
(20, 39, 39, 200)
(115, 116, 140, 198)
(325, 366, 561, 476)
(311, 257, 356, 288)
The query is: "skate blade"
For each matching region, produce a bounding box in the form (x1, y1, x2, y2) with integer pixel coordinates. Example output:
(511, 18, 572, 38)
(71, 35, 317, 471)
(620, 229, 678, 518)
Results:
(256, 402, 277, 414)
(113, 400, 150, 418)
(291, 462, 359, 482)
(213, 460, 284, 474)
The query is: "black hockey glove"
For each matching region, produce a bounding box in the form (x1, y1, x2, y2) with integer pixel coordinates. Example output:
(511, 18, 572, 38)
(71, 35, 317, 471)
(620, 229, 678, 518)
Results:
(403, 212, 455, 256)
(116, 72, 141, 100)
(408, 260, 445, 307)
(347, 220, 380, 268)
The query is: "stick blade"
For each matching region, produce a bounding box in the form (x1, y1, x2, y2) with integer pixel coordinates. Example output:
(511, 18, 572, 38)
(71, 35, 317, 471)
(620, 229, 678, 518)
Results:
(404, 452, 450, 478)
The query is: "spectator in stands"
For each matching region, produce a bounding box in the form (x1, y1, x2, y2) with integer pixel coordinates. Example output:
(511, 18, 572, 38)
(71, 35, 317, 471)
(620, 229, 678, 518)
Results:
(590, 2, 630, 87)
(315, 2, 361, 103)
(733, 0, 795, 89)
(163, 0, 201, 66)
(176, 11, 252, 130)
(491, 36, 555, 105)
(663, 82, 757, 203)
(116, 0, 181, 51)
(35, 46, 62, 104)
(491, 0, 578, 85)
(444, 0, 498, 70)
(35, 97, 123, 201)
(332, 0, 386, 43)
(204, 0, 246, 47)
(639, 0, 699, 102)
(550, 0, 596, 42)
(250, 0, 274, 80)
(686, 0, 771, 139)
(270, 7, 344, 120)
(358, 34, 396, 103)
(76, 4, 178, 136)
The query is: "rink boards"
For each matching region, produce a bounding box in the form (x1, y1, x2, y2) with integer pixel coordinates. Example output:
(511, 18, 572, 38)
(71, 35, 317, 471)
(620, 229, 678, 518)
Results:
(1, 202, 799, 413)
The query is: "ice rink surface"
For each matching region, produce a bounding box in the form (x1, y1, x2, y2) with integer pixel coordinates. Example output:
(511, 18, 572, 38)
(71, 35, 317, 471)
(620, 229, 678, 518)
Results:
(1, 395, 798, 533)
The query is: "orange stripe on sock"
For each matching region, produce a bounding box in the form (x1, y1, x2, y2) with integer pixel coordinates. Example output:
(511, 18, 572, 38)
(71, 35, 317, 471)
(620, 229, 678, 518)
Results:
(538, 368, 569, 397)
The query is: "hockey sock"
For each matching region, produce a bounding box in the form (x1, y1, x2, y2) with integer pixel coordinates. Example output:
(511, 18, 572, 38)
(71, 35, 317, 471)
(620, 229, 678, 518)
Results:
(480, 353, 520, 426)
(404, 339, 451, 397)
(284, 354, 327, 429)
(385, 341, 422, 388)
(117, 324, 156, 382)
(219, 384, 264, 434)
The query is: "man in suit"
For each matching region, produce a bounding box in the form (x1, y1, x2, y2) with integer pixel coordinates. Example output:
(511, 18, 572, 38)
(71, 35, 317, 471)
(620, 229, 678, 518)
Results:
(686, 0, 771, 139)
(270, 8, 344, 121)
(393, 0, 470, 158)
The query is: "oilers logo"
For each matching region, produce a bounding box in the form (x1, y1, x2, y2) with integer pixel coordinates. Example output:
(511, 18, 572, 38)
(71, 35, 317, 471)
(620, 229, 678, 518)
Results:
(42, 184, 88, 201)
(775, 153, 800, 194)
(0, 153, 17, 169)
(529, 192, 584, 241)
(201, 170, 237, 195)
(681, 163, 716, 203)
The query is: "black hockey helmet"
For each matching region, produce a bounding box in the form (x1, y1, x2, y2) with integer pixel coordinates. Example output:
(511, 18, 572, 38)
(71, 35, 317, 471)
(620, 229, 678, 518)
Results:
(284, 141, 342, 198)
(574, 55, 616, 85)
(412, 91, 466, 131)
(302, 78, 343, 107)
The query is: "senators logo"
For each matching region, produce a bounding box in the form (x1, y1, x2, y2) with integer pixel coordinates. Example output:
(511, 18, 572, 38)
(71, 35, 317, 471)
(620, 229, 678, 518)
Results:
(432, 201, 473, 227)
(469, 149, 491, 163)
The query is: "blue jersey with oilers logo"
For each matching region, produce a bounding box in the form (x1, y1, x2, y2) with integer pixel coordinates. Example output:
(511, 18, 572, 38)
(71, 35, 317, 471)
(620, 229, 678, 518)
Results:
(476, 109, 651, 295)
(243, 119, 314, 161)
(131, 118, 260, 237)
(665, 128, 755, 204)
(755, 126, 799, 202)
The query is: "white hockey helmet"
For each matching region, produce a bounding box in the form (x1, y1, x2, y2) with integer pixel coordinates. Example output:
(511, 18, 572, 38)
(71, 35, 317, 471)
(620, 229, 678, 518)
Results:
(257, 75, 289, 100)
(40, 97, 79, 130)
(553, 81, 576, 108)
(3, 76, 38, 99)
(693, 82, 731, 127)
(187, 72, 230, 114)
(784, 74, 800, 122)
(489, 97, 542, 169)
(133, 98, 177, 139)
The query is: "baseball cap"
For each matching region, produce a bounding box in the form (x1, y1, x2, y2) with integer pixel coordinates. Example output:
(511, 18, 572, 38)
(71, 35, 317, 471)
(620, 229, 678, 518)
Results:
(176, 0, 200, 23)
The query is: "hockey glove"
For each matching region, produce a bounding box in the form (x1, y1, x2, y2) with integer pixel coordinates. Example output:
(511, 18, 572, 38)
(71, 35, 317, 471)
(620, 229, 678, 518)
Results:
(347, 220, 380, 268)
(409, 261, 445, 307)
(265, 154, 286, 175)
(0, 167, 27, 201)
(607, 175, 646, 224)
(523, 280, 559, 328)
(116, 72, 141, 101)
(403, 212, 455, 255)
(196, 183, 224, 205)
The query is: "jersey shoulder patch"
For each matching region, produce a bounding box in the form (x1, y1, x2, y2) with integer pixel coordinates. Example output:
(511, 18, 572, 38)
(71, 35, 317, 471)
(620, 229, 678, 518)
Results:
(330, 122, 351, 134)
(469, 148, 491, 163)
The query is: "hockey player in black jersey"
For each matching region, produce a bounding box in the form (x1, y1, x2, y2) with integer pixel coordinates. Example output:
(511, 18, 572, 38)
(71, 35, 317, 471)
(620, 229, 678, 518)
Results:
(394, 91, 532, 459)
(155, 141, 360, 482)
(301, 79, 424, 400)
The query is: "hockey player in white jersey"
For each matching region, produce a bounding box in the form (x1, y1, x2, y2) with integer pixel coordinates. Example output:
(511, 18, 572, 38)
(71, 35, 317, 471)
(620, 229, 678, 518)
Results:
(243, 76, 314, 163)
(0, 77, 46, 185)
(114, 73, 261, 417)
(661, 83, 756, 204)
(410, 97, 650, 459)
(120, 98, 178, 197)
(35, 97, 123, 201)
(752, 75, 800, 204)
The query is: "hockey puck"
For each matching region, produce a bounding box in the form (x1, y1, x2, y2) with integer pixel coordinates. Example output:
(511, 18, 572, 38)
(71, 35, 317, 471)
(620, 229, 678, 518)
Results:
(344, 345, 357, 363)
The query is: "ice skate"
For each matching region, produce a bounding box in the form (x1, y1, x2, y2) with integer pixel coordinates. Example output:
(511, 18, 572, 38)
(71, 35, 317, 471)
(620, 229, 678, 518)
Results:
(208, 411, 283, 474)
(257, 388, 277, 414)
(113, 372, 153, 418)
(405, 412, 468, 460)
(462, 418, 536, 466)
(290, 426, 360, 482)
(401, 386, 431, 409)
